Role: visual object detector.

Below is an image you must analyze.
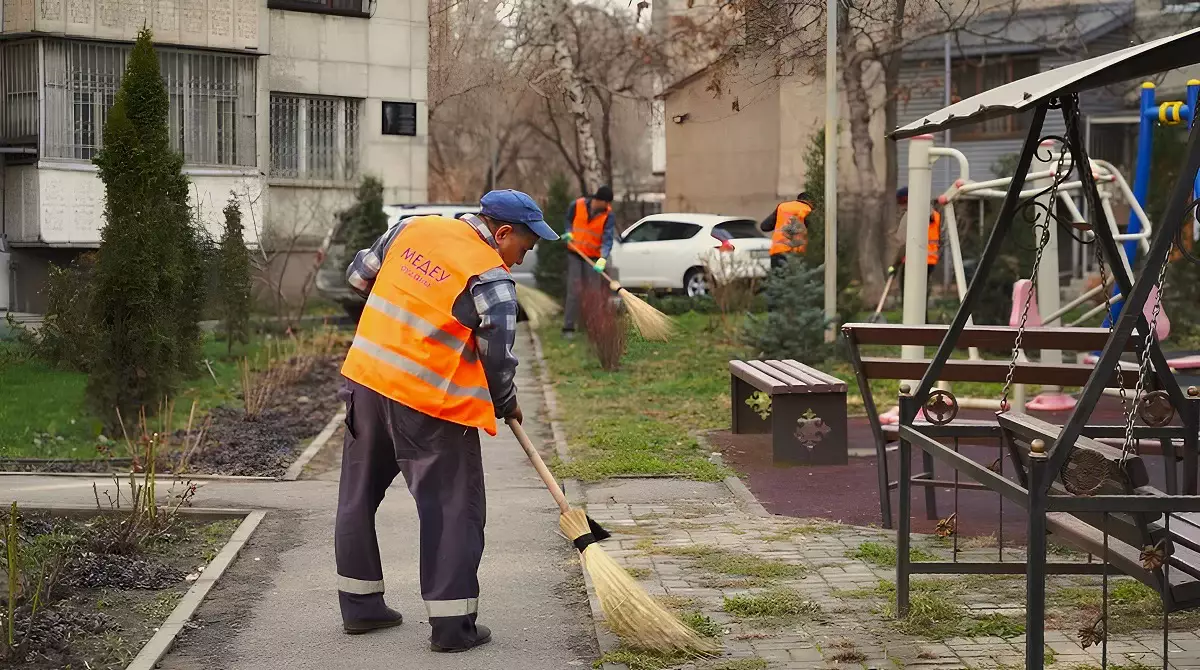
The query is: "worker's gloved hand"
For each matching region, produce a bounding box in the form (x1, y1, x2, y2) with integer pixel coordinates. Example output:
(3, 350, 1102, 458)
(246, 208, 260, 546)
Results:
(561, 232, 573, 242)
(592, 258, 607, 273)
(888, 266, 895, 274)
(506, 404, 524, 425)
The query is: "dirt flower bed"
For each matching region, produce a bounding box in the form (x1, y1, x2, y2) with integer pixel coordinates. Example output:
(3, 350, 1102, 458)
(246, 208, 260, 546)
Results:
(0, 341, 347, 478)
(0, 503, 241, 670)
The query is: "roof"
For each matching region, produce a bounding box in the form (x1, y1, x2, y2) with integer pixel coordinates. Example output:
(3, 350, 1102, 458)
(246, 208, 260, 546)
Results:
(904, 2, 1134, 61)
(892, 26, 1200, 139)
(636, 213, 755, 227)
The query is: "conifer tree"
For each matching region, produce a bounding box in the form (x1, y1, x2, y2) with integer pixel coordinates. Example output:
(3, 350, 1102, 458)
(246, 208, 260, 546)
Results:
(217, 196, 252, 353)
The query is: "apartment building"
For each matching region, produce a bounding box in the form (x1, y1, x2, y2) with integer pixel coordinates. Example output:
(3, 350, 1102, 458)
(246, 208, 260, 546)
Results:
(0, 0, 428, 313)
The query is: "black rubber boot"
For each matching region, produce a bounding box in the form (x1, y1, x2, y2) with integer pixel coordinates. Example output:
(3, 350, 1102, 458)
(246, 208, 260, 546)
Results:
(430, 624, 492, 653)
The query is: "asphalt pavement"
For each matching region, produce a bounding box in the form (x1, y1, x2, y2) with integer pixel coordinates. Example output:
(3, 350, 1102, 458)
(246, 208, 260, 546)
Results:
(0, 332, 598, 669)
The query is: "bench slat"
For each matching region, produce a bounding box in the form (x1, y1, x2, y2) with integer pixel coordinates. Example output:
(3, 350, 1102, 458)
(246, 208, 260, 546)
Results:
(782, 359, 847, 390)
(859, 357, 1139, 388)
(729, 360, 786, 393)
(762, 360, 831, 392)
(747, 360, 806, 390)
(842, 323, 1136, 352)
(1000, 411, 1150, 492)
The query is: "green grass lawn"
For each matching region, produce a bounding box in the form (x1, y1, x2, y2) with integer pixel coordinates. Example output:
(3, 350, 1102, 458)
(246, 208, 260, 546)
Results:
(0, 335, 267, 459)
(537, 306, 1101, 480)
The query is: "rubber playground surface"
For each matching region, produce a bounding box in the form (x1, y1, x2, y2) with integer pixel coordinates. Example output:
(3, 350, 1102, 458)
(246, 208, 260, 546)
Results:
(713, 391, 1197, 544)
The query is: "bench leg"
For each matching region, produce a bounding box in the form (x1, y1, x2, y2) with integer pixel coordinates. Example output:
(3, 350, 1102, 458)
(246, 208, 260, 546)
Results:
(877, 432, 893, 530)
(1185, 401, 1199, 495)
(1025, 451, 1049, 670)
(771, 393, 847, 466)
(896, 398, 915, 618)
(922, 450, 939, 521)
(731, 376, 770, 435)
(1162, 437, 1178, 495)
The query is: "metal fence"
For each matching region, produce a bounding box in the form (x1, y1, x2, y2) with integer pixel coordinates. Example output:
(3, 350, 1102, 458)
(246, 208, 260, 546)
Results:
(40, 39, 256, 165)
(269, 93, 361, 182)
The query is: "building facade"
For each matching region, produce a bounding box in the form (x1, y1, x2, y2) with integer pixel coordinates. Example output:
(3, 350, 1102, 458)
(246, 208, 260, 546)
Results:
(0, 0, 428, 313)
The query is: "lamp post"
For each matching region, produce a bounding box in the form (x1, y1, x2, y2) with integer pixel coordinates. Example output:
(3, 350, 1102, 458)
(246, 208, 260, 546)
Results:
(824, 0, 838, 341)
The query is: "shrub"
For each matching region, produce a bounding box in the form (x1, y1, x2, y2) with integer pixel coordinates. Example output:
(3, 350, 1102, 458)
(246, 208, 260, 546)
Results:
(580, 283, 626, 370)
(535, 174, 573, 300)
(216, 197, 252, 353)
(338, 176, 389, 267)
(798, 129, 863, 321)
(88, 28, 199, 431)
(742, 258, 830, 364)
(23, 253, 98, 371)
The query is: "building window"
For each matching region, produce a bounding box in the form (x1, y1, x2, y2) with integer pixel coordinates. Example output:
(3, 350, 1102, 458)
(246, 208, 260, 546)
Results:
(42, 40, 257, 165)
(270, 93, 362, 182)
(267, 0, 370, 18)
(381, 101, 417, 136)
(0, 42, 40, 146)
(951, 56, 1039, 140)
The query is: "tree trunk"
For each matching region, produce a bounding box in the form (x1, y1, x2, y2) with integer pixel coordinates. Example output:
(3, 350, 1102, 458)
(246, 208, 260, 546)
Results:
(880, 0, 907, 267)
(841, 46, 886, 303)
(599, 89, 614, 188)
(548, 6, 603, 193)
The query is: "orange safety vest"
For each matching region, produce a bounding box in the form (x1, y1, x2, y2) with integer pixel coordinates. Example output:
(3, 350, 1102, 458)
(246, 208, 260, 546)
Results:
(570, 197, 611, 259)
(926, 210, 941, 265)
(769, 200, 810, 255)
(340, 216, 507, 436)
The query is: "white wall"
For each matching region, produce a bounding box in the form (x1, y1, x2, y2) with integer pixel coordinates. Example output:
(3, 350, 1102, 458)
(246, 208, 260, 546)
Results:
(265, 0, 429, 243)
(3, 0, 263, 51)
(4, 164, 263, 246)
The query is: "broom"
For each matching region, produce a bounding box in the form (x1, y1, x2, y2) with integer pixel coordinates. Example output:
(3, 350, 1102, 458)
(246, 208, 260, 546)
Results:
(515, 283, 561, 329)
(507, 419, 718, 656)
(566, 244, 674, 342)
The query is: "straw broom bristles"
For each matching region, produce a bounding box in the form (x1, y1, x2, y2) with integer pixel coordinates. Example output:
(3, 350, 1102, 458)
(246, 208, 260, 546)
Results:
(514, 282, 561, 329)
(567, 244, 674, 341)
(560, 509, 718, 656)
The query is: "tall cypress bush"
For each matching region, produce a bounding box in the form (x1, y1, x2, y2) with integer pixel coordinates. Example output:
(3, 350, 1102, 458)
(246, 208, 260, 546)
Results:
(339, 176, 389, 266)
(217, 196, 252, 353)
(535, 174, 572, 299)
(88, 28, 199, 430)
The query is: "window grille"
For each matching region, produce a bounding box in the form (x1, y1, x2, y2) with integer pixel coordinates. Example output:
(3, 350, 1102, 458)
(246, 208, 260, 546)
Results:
(269, 93, 362, 182)
(42, 40, 257, 165)
(0, 41, 39, 145)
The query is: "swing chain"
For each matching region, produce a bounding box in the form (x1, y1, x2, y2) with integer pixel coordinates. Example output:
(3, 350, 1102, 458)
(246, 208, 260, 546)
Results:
(1094, 237, 1132, 424)
(1120, 257, 1171, 462)
(1000, 149, 1069, 410)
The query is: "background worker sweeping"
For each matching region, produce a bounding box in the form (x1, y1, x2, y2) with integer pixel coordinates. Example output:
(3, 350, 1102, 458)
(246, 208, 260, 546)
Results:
(561, 185, 615, 338)
(894, 186, 942, 293)
(760, 192, 814, 269)
(335, 189, 557, 653)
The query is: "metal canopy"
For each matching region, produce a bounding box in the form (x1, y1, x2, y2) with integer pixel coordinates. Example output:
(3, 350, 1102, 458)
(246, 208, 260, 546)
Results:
(892, 26, 1200, 139)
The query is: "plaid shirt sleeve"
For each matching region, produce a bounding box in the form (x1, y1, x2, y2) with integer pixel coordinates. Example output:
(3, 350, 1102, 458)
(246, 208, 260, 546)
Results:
(468, 268, 520, 418)
(346, 219, 408, 298)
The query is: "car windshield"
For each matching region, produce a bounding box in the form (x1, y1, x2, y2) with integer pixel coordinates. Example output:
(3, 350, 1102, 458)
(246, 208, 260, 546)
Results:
(714, 219, 761, 239)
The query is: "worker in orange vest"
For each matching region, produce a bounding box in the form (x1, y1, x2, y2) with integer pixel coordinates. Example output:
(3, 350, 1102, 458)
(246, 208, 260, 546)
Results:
(760, 192, 814, 269)
(336, 189, 557, 652)
(560, 184, 615, 337)
(895, 186, 941, 291)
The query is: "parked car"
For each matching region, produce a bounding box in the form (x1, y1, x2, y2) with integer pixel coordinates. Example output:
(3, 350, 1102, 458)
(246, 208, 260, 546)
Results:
(315, 204, 543, 319)
(609, 213, 771, 297)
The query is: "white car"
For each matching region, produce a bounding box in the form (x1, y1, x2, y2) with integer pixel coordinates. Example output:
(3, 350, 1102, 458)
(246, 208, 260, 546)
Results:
(609, 213, 772, 297)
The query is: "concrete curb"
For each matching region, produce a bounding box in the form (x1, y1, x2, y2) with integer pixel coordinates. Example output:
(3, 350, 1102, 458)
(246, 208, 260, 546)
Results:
(282, 411, 344, 481)
(693, 432, 772, 519)
(525, 325, 625, 668)
(0, 471, 276, 482)
(126, 509, 268, 670)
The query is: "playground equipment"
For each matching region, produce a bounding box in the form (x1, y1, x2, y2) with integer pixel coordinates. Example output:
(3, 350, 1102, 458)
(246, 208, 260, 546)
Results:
(861, 27, 1200, 670)
(888, 134, 1158, 417)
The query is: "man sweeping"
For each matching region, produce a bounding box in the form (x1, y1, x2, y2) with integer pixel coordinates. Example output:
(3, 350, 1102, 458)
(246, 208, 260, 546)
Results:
(561, 185, 615, 338)
(760, 192, 814, 269)
(335, 189, 557, 652)
(895, 186, 942, 292)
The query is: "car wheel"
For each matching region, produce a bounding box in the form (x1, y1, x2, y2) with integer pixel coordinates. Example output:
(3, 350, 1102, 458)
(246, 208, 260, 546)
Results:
(684, 268, 709, 298)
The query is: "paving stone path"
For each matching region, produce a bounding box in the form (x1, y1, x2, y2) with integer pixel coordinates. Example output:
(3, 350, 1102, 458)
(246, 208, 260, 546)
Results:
(584, 482, 1200, 670)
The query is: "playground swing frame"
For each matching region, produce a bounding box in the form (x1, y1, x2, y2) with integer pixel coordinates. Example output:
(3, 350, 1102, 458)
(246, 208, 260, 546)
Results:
(876, 27, 1200, 670)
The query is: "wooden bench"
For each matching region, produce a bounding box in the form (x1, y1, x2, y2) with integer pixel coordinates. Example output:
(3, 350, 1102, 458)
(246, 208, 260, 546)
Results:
(996, 411, 1200, 611)
(840, 322, 1177, 528)
(729, 359, 848, 465)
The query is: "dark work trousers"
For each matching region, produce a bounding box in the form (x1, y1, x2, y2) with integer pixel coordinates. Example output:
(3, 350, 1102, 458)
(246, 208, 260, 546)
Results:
(563, 253, 604, 332)
(334, 378, 486, 649)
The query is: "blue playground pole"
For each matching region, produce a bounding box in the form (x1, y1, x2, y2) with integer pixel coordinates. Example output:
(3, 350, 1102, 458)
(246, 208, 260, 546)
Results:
(1190, 80, 1200, 204)
(1105, 83, 1158, 327)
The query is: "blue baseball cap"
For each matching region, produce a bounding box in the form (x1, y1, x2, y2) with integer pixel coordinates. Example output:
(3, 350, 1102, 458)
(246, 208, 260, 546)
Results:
(479, 189, 559, 241)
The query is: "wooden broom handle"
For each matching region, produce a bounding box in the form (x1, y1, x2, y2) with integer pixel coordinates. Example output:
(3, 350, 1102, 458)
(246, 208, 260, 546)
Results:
(507, 419, 570, 514)
(567, 242, 620, 288)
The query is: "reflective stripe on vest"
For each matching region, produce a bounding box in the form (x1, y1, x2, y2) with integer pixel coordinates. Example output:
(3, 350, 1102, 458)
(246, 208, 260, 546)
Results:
(571, 197, 610, 259)
(927, 211, 941, 265)
(340, 216, 506, 435)
(770, 201, 810, 255)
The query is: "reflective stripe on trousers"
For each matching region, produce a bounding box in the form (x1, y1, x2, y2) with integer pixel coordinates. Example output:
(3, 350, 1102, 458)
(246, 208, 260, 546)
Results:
(338, 575, 385, 595)
(425, 597, 479, 618)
